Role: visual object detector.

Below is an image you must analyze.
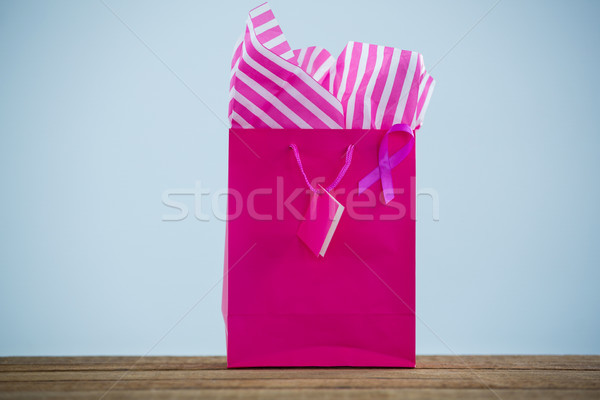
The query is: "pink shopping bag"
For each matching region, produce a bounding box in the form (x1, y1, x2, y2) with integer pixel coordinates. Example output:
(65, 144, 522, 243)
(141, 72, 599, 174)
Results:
(222, 127, 416, 368)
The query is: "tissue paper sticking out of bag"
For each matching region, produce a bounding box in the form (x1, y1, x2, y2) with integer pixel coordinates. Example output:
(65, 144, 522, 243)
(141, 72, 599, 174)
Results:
(228, 2, 435, 131)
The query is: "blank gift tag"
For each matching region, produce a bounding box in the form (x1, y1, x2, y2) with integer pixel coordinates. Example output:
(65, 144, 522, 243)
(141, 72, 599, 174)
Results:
(297, 185, 345, 258)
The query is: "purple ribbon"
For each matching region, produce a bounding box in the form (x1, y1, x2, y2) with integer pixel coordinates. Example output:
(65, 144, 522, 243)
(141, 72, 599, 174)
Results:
(358, 124, 415, 204)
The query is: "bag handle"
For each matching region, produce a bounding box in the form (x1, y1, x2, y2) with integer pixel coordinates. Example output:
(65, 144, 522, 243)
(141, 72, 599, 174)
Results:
(289, 143, 355, 194)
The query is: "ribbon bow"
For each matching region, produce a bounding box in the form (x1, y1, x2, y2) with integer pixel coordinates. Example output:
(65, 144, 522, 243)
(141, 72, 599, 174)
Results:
(358, 124, 415, 204)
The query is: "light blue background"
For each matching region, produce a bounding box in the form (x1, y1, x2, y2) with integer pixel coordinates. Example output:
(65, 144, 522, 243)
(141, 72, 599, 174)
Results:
(1, 0, 599, 356)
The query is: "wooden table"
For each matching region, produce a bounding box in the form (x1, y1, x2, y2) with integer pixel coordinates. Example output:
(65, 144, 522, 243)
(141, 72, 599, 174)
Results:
(0, 356, 598, 399)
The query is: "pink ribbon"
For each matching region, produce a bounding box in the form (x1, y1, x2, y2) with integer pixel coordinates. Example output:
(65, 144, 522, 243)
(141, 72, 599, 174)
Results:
(358, 124, 415, 204)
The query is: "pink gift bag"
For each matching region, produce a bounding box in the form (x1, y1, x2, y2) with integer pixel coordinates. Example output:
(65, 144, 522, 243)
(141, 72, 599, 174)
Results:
(222, 3, 435, 367)
(223, 127, 417, 367)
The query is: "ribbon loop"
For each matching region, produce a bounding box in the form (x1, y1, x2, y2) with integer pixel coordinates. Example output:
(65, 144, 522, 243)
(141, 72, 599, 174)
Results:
(290, 144, 355, 194)
(358, 123, 414, 204)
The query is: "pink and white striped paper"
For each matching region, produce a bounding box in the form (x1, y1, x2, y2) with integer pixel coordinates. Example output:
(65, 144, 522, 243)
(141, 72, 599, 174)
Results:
(229, 2, 435, 131)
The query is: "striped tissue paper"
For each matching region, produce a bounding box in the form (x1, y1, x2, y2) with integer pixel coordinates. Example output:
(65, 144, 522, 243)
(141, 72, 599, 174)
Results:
(229, 2, 435, 131)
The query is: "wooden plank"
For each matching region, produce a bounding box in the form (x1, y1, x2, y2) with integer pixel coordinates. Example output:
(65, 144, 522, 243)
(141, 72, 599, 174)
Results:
(1, 367, 600, 383)
(0, 357, 226, 372)
(417, 355, 600, 371)
(1, 356, 598, 372)
(0, 389, 599, 400)
(0, 370, 599, 390)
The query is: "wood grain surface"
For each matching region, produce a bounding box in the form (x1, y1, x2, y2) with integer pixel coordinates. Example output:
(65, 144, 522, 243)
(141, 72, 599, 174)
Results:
(0, 356, 598, 399)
